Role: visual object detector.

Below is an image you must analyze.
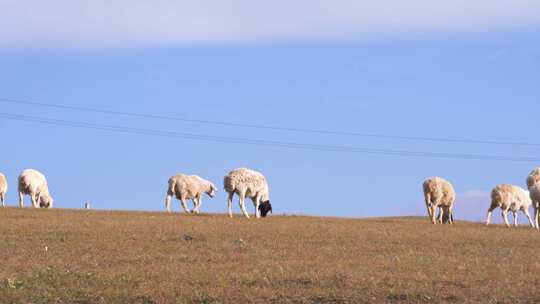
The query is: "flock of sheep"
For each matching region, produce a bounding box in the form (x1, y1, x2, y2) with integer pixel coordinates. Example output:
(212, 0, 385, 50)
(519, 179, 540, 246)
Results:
(2, 166, 540, 228)
(0, 169, 54, 209)
(165, 167, 272, 218)
(0, 167, 273, 218)
(424, 167, 540, 229)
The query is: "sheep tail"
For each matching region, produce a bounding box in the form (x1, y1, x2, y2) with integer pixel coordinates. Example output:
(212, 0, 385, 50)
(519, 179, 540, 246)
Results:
(223, 176, 234, 193)
(168, 178, 176, 195)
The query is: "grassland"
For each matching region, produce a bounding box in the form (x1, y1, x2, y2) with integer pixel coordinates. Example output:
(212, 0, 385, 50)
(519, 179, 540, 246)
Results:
(1, 208, 540, 303)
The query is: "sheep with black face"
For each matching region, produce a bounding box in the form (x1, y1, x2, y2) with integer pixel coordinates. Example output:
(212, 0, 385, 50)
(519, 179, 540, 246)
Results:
(224, 168, 271, 219)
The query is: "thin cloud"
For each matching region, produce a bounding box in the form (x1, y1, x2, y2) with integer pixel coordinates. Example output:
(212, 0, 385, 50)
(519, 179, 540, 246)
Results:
(0, 0, 539, 47)
(455, 190, 491, 222)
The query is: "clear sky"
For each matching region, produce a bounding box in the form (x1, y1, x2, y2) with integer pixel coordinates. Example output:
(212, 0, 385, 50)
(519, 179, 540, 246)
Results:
(1, 1, 539, 222)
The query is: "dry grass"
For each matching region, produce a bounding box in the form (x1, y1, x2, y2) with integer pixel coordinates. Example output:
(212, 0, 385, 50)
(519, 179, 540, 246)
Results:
(1, 208, 540, 303)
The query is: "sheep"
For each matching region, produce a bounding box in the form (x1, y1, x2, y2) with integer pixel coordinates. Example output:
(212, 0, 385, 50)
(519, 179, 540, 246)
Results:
(526, 167, 540, 189)
(18, 169, 53, 208)
(526, 167, 540, 230)
(165, 174, 217, 214)
(224, 167, 271, 219)
(422, 177, 455, 224)
(485, 184, 534, 228)
(529, 183, 540, 230)
(0, 173, 7, 207)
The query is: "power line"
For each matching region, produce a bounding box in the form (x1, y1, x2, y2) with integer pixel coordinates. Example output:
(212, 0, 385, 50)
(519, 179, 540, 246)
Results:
(1, 97, 538, 147)
(0, 112, 538, 162)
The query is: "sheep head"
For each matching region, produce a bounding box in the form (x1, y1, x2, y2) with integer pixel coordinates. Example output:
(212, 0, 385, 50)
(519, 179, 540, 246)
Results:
(207, 183, 217, 198)
(259, 200, 272, 217)
(39, 195, 53, 208)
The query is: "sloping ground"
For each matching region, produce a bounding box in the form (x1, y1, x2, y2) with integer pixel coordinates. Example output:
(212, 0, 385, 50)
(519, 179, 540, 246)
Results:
(0, 208, 539, 303)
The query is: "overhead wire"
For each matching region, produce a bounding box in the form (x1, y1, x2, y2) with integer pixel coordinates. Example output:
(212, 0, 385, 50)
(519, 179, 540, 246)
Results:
(1, 97, 538, 147)
(0, 112, 538, 162)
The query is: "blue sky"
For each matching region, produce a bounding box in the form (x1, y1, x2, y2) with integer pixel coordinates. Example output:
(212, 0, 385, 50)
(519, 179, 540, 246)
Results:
(1, 1, 539, 222)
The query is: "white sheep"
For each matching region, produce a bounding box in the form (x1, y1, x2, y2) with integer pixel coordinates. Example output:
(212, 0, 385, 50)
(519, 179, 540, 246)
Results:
(526, 167, 540, 230)
(0, 173, 7, 207)
(224, 167, 271, 219)
(165, 174, 217, 214)
(486, 184, 534, 228)
(18, 169, 53, 208)
(529, 183, 540, 230)
(422, 177, 455, 224)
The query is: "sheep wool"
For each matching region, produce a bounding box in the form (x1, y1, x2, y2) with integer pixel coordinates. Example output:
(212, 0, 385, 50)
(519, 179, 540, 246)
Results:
(486, 184, 534, 228)
(165, 174, 216, 214)
(422, 177, 456, 224)
(528, 183, 540, 230)
(224, 168, 270, 219)
(18, 169, 53, 208)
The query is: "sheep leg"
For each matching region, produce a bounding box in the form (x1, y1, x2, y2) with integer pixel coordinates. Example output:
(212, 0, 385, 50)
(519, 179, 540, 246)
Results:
(426, 205, 433, 219)
(179, 197, 191, 214)
(430, 205, 437, 224)
(192, 197, 200, 214)
(425, 194, 433, 219)
(18, 192, 24, 208)
(439, 207, 445, 224)
(238, 193, 250, 219)
(485, 206, 496, 225)
(523, 208, 534, 228)
(502, 210, 510, 228)
(165, 194, 173, 213)
(252, 196, 261, 219)
(31, 194, 39, 208)
(0, 194, 4, 207)
(536, 209, 540, 230)
(535, 205, 540, 229)
(442, 206, 452, 224)
(512, 211, 518, 227)
(437, 207, 444, 224)
(227, 192, 234, 218)
(448, 206, 454, 224)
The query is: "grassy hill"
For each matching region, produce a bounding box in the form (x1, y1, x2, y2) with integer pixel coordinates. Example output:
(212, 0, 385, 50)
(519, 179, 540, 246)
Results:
(1, 208, 539, 303)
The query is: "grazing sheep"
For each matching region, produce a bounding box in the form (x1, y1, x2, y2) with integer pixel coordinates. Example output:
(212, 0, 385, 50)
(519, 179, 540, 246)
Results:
(486, 184, 534, 228)
(0, 173, 7, 207)
(224, 168, 271, 219)
(422, 177, 456, 224)
(18, 169, 53, 208)
(165, 174, 217, 214)
(526, 167, 540, 189)
(527, 167, 540, 230)
(529, 183, 540, 230)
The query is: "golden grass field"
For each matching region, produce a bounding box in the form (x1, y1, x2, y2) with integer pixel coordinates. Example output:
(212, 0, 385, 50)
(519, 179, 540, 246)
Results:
(1, 208, 540, 304)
